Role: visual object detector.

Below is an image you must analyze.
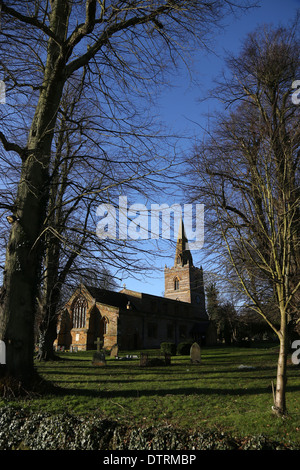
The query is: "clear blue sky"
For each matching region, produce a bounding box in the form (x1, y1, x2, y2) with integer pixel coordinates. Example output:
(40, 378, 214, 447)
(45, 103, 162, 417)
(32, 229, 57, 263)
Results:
(116, 0, 300, 296)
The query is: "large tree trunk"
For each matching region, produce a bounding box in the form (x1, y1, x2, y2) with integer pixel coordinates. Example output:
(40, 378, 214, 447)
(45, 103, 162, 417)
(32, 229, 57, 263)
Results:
(37, 296, 61, 362)
(0, 0, 70, 384)
(0, 111, 63, 383)
(0, 160, 47, 382)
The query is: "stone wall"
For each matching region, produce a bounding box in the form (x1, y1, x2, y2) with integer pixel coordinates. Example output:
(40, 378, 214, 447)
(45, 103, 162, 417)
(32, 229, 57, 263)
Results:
(164, 265, 192, 303)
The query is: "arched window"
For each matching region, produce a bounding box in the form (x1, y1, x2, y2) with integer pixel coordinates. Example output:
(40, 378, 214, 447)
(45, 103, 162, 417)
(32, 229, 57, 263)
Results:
(100, 316, 108, 336)
(174, 277, 180, 290)
(72, 297, 87, 329)
(103, 317, 108, 335)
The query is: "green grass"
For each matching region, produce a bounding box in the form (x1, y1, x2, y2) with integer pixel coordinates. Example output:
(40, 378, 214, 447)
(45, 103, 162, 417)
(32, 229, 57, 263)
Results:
(1, 344, 300, 445)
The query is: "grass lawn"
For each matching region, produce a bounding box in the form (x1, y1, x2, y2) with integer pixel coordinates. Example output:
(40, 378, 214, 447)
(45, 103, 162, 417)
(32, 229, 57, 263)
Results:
(1, 343, 299, 445)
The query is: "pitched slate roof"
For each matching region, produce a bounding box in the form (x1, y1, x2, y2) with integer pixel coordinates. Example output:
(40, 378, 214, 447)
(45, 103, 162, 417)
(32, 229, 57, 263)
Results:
(84, 285, 144, 311)
(82, 284, 208, 320)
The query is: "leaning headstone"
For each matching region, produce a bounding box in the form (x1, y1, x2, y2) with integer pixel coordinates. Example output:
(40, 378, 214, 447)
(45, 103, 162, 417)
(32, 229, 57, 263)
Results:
(190, 342, 201, 364)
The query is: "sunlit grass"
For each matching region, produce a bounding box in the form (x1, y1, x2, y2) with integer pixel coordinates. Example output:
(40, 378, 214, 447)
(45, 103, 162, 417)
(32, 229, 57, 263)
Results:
(2, 344, 299, 444)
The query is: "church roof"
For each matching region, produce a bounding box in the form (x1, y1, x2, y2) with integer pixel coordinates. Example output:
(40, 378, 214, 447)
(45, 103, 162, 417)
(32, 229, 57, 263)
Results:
(84, 285, 134, 309)
(83, 284, 202, 313)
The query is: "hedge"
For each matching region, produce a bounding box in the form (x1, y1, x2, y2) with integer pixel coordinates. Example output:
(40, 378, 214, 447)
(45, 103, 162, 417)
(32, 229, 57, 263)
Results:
(176, 341, 194, 355)
(160, 342, 176, 356)
(0, 406, 298, 450)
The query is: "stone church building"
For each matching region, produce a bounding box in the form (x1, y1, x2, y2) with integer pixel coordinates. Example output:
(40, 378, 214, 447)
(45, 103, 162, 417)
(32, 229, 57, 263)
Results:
(55, 223, 216, 352)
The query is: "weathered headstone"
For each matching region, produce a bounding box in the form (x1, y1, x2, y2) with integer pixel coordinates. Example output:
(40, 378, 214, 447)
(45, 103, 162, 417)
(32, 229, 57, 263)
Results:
(190, 342, 201, 364)
(110, 344, 119, 358)
(92, 350, 106, 366)
(140, 353, 149, 367)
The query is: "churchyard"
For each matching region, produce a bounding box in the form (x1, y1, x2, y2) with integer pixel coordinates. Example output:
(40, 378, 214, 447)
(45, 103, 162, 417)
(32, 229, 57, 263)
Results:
(1, 342, 299, 448)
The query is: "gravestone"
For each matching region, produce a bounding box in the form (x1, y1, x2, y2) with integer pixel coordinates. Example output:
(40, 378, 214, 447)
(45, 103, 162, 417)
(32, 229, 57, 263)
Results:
(140, 353, 149, 367)
(94, 337, 103, 351)
(92, 337, 106, 366)
(139, 352, 171, 367)
(92, 350, 106, 366)
(190, 342, 201, 364)
(110, 344, 119, 358)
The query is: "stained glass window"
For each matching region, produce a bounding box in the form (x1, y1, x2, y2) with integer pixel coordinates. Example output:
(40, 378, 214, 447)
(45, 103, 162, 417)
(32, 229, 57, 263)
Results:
(72, 297, 87, 329)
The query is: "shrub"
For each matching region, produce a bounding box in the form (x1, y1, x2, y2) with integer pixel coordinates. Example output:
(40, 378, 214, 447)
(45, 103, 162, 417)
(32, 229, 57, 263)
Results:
(160, 342, 176, 356)
(176, 341, 193, 355)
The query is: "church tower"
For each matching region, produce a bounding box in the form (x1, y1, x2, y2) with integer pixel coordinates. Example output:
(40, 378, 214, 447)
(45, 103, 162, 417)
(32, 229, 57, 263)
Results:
(164, 220, 205, 310)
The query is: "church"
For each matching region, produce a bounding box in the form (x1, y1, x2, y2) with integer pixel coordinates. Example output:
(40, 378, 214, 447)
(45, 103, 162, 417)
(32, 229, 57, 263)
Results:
(54, 223, 216, 352)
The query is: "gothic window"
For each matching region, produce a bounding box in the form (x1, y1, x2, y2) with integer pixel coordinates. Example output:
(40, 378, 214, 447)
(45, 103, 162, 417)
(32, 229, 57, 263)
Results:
(101, 316, 108, 335)
(174, 277, 180, 290)
(72, 297, 87, 329)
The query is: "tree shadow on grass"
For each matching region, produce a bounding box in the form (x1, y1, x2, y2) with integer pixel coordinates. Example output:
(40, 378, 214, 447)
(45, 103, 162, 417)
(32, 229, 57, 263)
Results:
(39, 361, 280, 381)
(47, 382, 300, 400)
(36, 356, 299, 400)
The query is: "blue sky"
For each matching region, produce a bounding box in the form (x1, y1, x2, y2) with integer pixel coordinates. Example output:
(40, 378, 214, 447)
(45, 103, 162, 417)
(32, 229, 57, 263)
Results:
(158, 0, 300, 135)
(115, 0, 300, 296)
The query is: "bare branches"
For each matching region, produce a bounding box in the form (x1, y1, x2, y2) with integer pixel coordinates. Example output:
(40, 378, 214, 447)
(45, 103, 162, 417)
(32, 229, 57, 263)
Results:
(64, 3, 172, 76)
(0, 1, 59, 43)
(188, 21, 300, 323)
(65, 0, 97, 53)
(0, 131, 26, 160)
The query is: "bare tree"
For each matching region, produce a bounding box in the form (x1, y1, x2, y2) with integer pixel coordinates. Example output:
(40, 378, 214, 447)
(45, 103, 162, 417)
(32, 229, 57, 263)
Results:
(188, 21, 300, 416)
(0, 0, 256, 385)
(36, 76, 167, 360)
